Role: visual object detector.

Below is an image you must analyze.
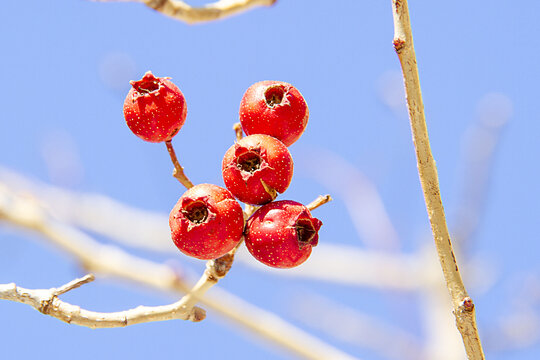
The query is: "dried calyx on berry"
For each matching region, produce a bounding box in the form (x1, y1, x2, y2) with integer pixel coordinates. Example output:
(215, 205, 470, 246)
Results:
(295, 218, 320, 248)
(180, 196, 216, 230)
(123, 71, 187, 143)
(222, 134, 293, 205)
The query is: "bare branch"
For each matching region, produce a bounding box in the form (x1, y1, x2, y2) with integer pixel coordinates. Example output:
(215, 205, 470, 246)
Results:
(94, 0, 276, 24)
(4, 273, 200, 327)
(391, 0, 485, 358)
(0, 276, 204, 327)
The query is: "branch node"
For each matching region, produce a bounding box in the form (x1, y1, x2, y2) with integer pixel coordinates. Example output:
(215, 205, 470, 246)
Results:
(189, 307, 207, 322)
(39, 298, 54, 315)
(209, 253, 235, 278)
(393, 38, 406, 53)
(460, 297, 475, 312)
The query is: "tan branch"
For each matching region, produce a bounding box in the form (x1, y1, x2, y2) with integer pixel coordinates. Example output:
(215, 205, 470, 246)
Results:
(0, 275, 204, 327)
(94, 0, 276, 24)
(55, 274, 96, 295)
(391, 1, 485, 358)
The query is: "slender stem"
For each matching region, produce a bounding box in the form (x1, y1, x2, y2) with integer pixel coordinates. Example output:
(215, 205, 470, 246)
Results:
(165, 140, 194, 189)
(390, 1, 485, 358)
(233, 122, 243, 141)
(54, 274, 95, 296)
(307, 195, 332, 211)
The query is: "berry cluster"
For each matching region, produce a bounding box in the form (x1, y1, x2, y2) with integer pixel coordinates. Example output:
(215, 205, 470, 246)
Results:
(123, 73, 322, 268)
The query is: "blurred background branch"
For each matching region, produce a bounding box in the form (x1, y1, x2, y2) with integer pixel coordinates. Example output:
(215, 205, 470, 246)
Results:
(94, 0, 276, 24)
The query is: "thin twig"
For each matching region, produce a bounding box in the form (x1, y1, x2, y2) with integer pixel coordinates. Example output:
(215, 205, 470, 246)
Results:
(54, 274, 95, 296)
(306, 194, 332, 211)
(391, 1, 485, 358)
(94, 0, 276, 24)
(165, 140, 194, 189)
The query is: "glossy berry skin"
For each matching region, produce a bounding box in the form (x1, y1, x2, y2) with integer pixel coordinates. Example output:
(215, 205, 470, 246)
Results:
(123, 71, 187, 143)
(222, 134, 293, 205)
(245, 200, 322, 268)
(169, 184, 244, 260)
(239, 80, 309, 147)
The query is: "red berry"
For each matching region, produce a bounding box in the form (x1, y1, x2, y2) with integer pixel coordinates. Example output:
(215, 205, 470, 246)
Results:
(123, 71, 187, 143)
(245, 200, 322, 268)
(239, 80, 309, 147)
(222, 134, 293, 205)
(169, 184, 244, 260)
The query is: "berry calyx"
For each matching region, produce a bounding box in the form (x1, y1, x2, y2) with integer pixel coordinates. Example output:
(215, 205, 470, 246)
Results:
(222, 134, 293, 205)
(245, 200, 322, 268)
(169, 184, 244, 260)
(123, 71, 187, 143)
(239, 81, 309, 147)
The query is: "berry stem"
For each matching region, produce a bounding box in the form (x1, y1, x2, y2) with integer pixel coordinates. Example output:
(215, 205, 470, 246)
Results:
(165, 140, 194, 189)
(233, 122, 243, 141)
(306, 194, 332, 211)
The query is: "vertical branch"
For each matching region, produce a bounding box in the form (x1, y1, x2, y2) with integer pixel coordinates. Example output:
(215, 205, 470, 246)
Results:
(390, 1, 485, 359)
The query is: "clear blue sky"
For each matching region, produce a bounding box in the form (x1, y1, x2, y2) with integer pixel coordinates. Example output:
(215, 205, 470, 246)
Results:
(1, 1, 539, 359)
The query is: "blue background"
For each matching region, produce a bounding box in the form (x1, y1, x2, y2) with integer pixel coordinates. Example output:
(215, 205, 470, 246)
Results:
(1, 0, 539, 359)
